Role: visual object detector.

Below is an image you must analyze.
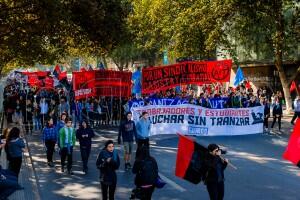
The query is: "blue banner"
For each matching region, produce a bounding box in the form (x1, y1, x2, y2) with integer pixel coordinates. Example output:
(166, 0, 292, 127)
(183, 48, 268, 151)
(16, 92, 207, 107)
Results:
(129, 97, 229, 109)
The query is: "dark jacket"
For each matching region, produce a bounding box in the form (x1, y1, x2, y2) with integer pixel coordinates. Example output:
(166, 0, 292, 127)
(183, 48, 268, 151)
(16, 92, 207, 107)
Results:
(264, 103, 270, 117)
(132, 157, 158, 186)
(76, 127, 95, 147)
(96, 149, 120, 185)
(118, 120, 137, 143)
(248, 101, 261, 107)
(5, 138, 25, 159)
(204, 154, 227, 184)
(23, 104, 34, 121)
(272, 103, 283, 116)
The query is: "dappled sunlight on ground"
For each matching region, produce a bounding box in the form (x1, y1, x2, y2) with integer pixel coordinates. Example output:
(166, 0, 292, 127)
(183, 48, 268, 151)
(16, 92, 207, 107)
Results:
(54, 182, 100, 199)
(229, 150, 279, 164)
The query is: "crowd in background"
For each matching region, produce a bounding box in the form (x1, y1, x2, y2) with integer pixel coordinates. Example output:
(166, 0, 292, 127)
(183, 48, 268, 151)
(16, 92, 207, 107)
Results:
(2, 80, 299, 132)
(0, 79, 299, 200)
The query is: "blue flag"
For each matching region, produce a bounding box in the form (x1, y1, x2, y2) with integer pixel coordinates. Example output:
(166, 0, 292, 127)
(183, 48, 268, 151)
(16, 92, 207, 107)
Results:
(132, 70, 142, 95)
(234, 67, 245, 86)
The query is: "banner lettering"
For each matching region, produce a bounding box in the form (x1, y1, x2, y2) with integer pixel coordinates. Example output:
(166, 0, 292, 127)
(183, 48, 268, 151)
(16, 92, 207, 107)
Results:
(132, 104, 263, 136)
(142, 60, 232, 94)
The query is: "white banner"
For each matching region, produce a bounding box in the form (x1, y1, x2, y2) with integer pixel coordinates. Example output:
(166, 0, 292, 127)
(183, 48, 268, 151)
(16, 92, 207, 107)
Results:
(132, 104, 264, 136)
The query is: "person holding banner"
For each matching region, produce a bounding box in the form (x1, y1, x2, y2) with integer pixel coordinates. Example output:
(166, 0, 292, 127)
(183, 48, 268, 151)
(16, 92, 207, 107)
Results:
(204, 144, 228, 200)
(135, 112, 151, 158)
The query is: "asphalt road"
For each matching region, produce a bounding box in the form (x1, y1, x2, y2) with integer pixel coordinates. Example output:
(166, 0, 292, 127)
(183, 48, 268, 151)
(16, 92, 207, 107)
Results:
(26, 117, 300, 200)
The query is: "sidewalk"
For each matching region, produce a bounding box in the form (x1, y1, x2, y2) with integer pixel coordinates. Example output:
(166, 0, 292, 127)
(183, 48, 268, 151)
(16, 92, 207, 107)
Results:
(0, 119, 40, 200)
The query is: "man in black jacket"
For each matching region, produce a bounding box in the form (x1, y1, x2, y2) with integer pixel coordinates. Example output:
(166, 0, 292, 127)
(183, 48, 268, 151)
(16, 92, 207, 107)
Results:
(118, 112, 137, 170)
(205, 144, 228, 200)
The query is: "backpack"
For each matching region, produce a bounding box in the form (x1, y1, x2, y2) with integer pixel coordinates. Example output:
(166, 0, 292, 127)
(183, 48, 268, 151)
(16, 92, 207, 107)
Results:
(137, 158, 158, 185)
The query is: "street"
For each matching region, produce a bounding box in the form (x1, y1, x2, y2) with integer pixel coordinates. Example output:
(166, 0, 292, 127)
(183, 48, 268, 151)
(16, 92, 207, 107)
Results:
(26, 117, 300, 200)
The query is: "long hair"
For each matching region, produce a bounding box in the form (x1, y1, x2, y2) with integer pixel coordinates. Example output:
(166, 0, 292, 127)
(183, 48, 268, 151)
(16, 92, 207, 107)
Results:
(6, 127, 20, 142)
(79, 120, 89, 129)
(136, 146, 150, 161)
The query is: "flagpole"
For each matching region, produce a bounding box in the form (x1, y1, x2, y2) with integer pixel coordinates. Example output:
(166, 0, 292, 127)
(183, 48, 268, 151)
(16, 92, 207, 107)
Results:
(220, 156, 237, 170)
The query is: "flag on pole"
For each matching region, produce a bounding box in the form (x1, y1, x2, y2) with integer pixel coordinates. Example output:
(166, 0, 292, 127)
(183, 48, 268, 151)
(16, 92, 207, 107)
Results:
(175, 134, 208, 184)
(53, 65, 61, 78)
(88, 64, 94, 71)
(283, 119, 300, 168)
(234, 67, 245, 86)
(58, 71, 67, 81)
(290, 81, 296, 93)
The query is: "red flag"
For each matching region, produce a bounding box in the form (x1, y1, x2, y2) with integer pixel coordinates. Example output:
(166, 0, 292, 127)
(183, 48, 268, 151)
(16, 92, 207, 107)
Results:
(245, 81, 251, 89)
(54, 65, 61, 73)
(175, 134, 208, 184)
(290, 81, 296, 93)
(59, 71, 67, 80)
(283, 119, 300, 167)
(80, 67, 86, 72)
(44, 77, 54, 88)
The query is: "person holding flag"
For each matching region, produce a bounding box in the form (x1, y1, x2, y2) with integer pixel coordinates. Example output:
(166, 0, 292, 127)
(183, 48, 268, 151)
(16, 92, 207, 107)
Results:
(175, 135, 231, 200)
(205, 144, 228, 200)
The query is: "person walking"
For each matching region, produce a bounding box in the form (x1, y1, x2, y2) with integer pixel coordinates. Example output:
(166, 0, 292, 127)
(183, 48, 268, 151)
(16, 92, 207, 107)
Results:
(96, 140, 120, 200)
(262, 98, 270, 133)
(42, 118, 57, 167)
(271, 98, 283, 131)
(39, 97, 49, 128)
(5, 127, 27, 178)
(118, 112, 137, 170)
(76, 121, 95, 174)
(291, 96, 300, 125)
(59, 118, 76, 175)
(204, 144, 228, 200)
(48, 99, 58, 125)
(57, 113, 67, 148)
(33, 101, 41, 131)
(135, 112, 151, 158)
(132, 146, 158, 200)
(23, 99, 34, 135)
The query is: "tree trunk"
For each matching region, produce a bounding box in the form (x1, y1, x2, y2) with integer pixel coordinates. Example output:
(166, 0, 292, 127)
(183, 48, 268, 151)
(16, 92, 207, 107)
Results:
(274, 0, 292, 113)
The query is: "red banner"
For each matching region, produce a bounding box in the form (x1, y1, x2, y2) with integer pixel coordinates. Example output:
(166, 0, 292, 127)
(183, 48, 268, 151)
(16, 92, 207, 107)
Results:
(73, 70, 132, 100)
(23, 71, 54, 88)
(73, 71, 95, 99)
(142, 60, 232, 94)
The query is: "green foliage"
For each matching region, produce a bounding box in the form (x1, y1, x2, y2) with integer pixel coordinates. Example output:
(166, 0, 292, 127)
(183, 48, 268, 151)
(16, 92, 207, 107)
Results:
(0, 0, 130, 74)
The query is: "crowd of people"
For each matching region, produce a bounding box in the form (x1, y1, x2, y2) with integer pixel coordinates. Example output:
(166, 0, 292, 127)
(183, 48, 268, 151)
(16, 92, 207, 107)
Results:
(0, 79, 300, 200)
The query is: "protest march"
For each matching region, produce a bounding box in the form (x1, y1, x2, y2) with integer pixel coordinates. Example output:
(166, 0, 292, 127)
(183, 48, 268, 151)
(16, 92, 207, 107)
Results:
(1, 57, 299, 200)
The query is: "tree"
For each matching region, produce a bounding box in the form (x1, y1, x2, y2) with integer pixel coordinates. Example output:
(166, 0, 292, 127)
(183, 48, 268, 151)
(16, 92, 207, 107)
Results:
(128, 0, 300, 111)
(0, 0, 130, 74)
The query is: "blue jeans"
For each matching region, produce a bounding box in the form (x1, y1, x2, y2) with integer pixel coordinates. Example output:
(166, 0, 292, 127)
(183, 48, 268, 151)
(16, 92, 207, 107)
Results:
(33, 116, 41, 130)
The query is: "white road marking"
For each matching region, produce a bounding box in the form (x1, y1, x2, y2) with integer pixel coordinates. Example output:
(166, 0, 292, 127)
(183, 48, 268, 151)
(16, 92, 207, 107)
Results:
(158, 173, 187, 192)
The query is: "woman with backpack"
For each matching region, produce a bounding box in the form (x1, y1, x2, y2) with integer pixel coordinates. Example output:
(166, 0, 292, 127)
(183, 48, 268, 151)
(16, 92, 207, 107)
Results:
(5, 127, 27, 178)
(96, 140, 120, 200)
(132, 146, 158, 200)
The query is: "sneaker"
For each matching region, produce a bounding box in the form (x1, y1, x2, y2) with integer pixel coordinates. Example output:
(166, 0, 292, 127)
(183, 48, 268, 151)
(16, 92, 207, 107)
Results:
(125, 163, 128, 170)
(61, 167, 65, 173)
